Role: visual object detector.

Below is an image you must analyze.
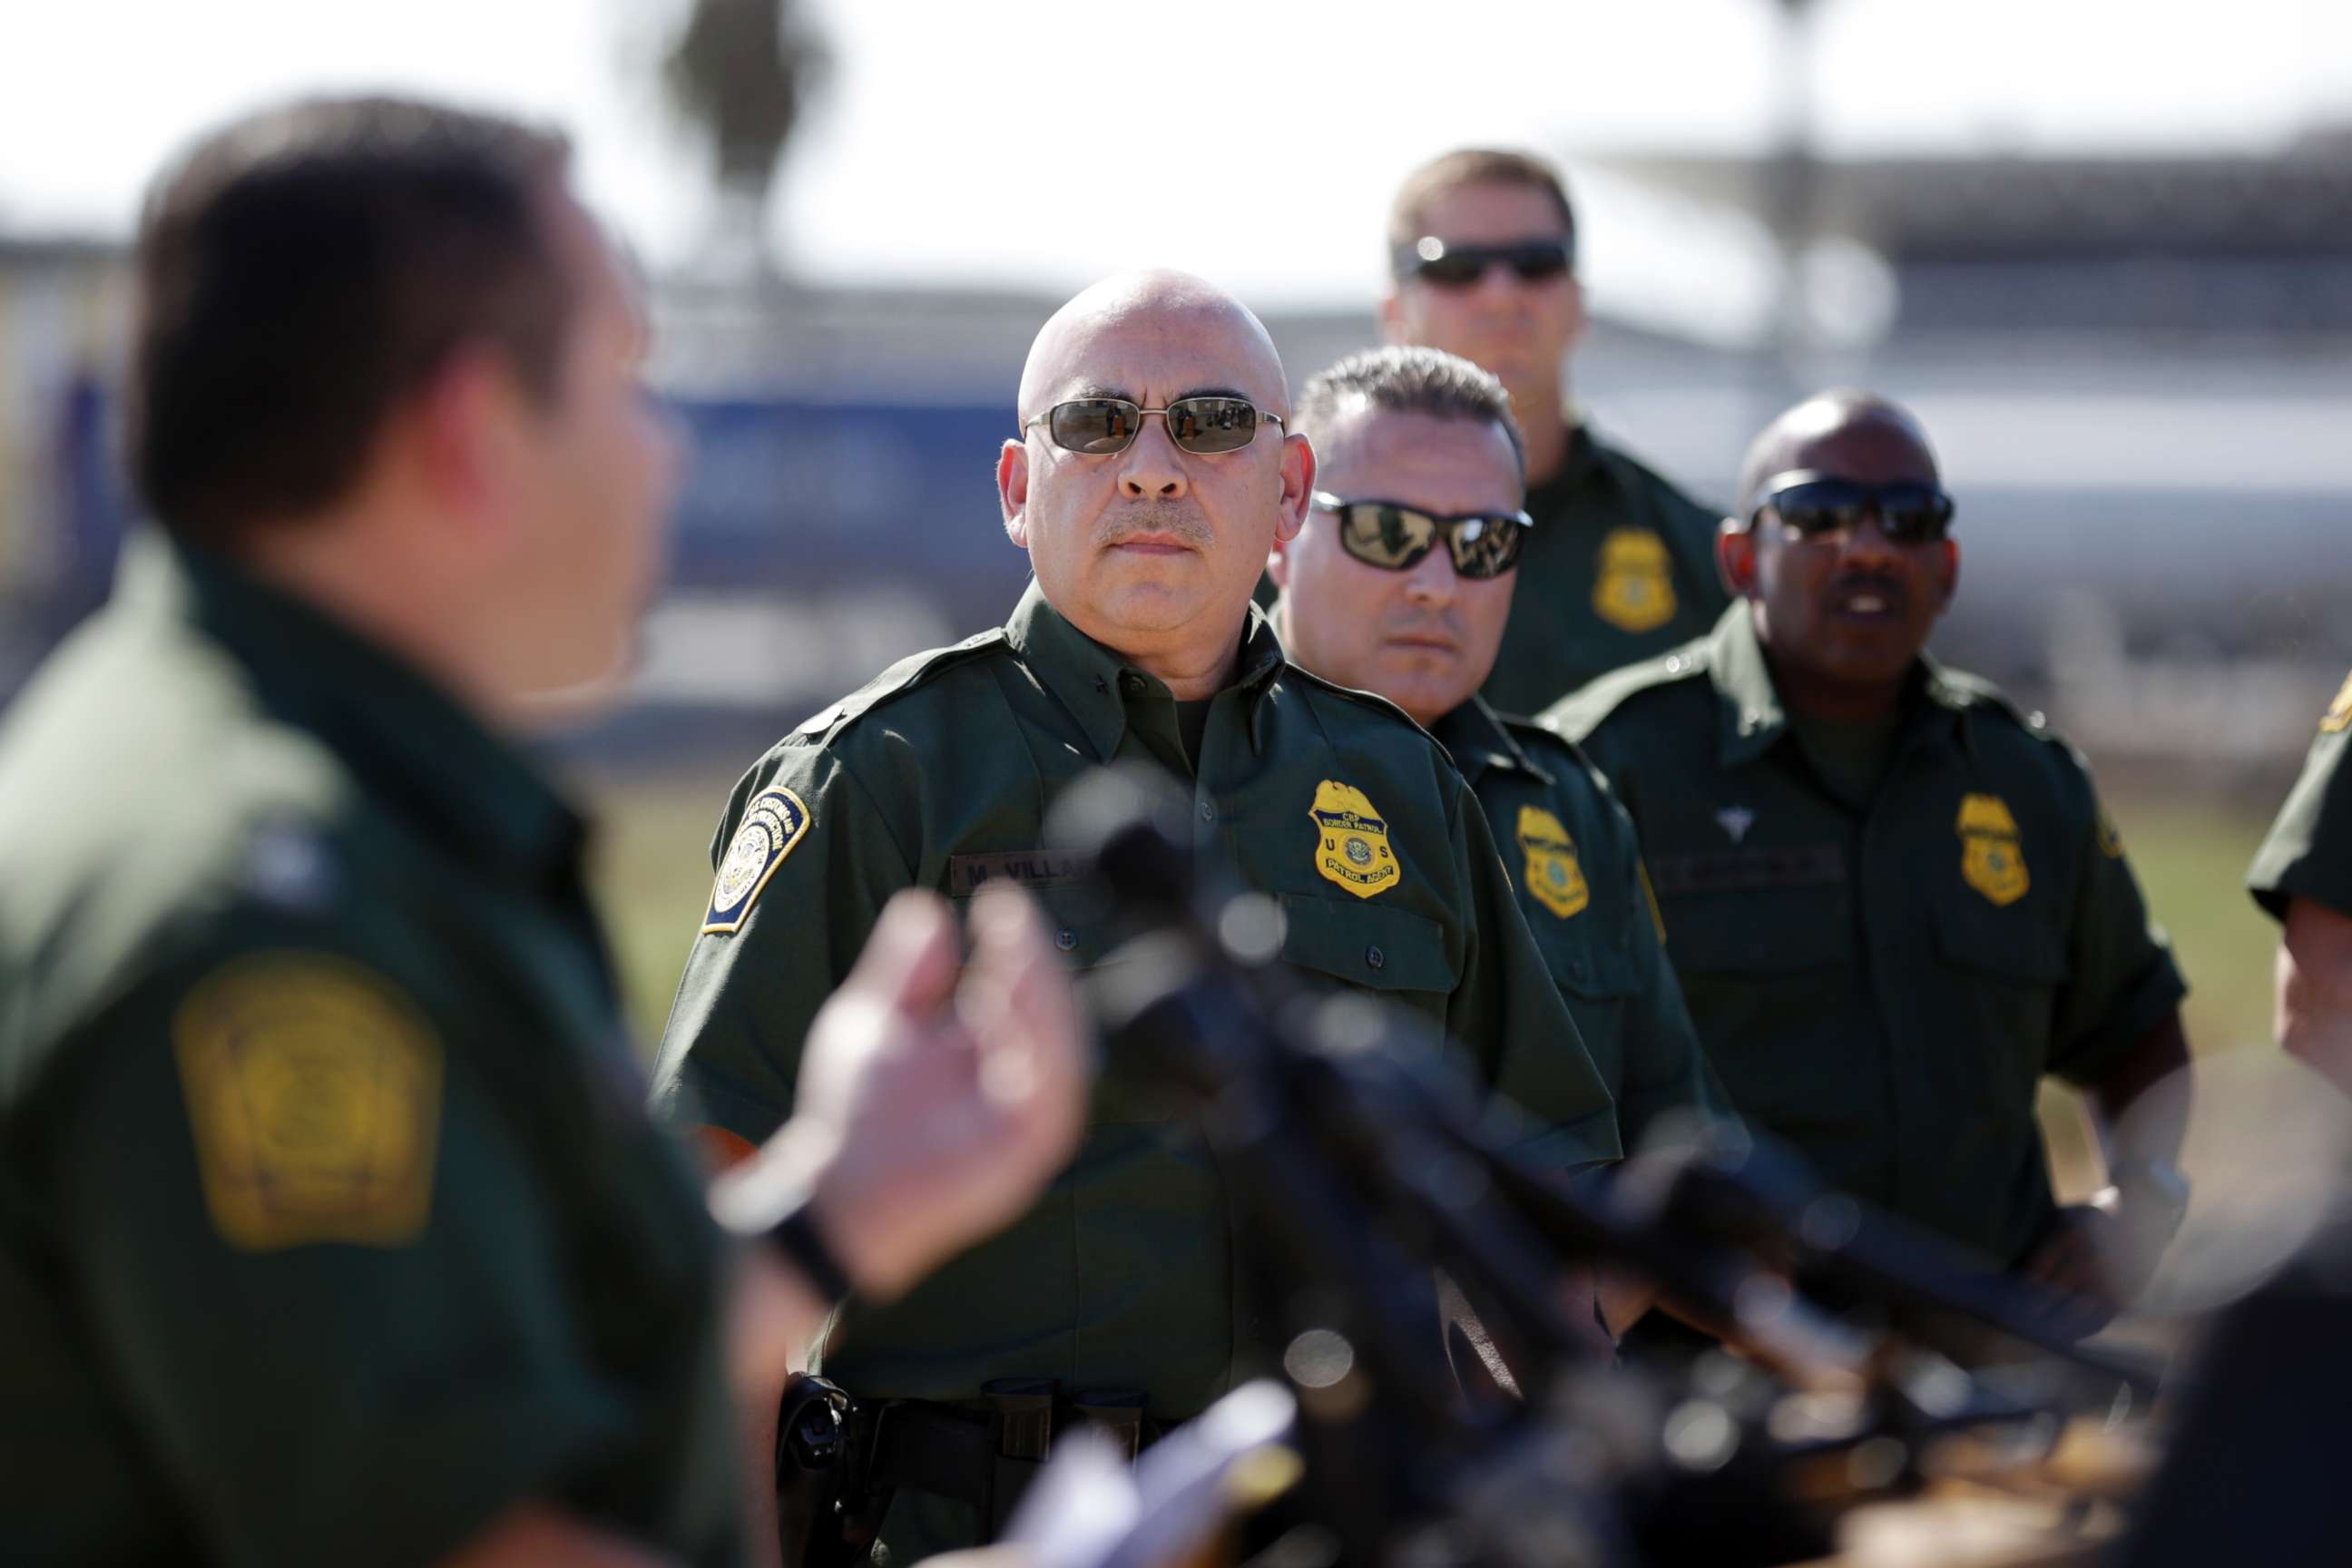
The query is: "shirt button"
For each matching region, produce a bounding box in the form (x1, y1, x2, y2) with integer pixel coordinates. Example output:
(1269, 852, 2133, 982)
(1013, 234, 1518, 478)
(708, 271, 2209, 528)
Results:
(1366, 945, 1386, 971)
(1199, 800, 1216, 822)
(1055, 929, 1078, 953)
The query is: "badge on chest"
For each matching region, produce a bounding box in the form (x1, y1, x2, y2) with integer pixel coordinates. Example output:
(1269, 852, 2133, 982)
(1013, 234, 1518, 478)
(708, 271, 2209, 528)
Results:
(1310, 779, 1400, 899)
(1956, 792, 2029, 906)
(1515, 805, 1590, 919)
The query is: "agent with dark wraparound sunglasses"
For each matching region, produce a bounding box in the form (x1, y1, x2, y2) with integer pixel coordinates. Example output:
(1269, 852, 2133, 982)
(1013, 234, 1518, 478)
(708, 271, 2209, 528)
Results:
(1270, 345, 1737, 1349)
(1544, 389, 2196, 1355)
(1375, 147, 1732, 714)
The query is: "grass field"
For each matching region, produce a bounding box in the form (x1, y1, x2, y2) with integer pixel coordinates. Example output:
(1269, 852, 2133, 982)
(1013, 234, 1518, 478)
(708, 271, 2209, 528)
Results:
(576, 766, 2289, 1068)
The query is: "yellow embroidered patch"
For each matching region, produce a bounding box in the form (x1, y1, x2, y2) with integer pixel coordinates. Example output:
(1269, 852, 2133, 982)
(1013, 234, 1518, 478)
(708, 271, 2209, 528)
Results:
(2322, 671, 2352, 733)
(1309, 779, 1400, 899)
(703, 785, 812, 935)
(2096, 805, 2125, 859)
(1956, 792, 2029, 906)
(1515, 805, 1590, 919)
(1592, 526, 1677, 634)
(173, 957, 442, 1251)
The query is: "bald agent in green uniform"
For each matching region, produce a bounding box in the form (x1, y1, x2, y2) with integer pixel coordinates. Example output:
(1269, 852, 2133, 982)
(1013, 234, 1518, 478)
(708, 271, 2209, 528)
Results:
(1267, 344, 1730, 1160)
(653, 270, 1621, 1553)
(2249, 672, 2352, 1096)
(0, 97, 1083, 1568)
(1380, 148, 1730, 713)
(1544, 391, 2193, 1321)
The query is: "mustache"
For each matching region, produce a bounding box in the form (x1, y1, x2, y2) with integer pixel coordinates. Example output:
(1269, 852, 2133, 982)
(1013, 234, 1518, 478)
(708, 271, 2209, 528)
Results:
(1096, 503, 1214, 551)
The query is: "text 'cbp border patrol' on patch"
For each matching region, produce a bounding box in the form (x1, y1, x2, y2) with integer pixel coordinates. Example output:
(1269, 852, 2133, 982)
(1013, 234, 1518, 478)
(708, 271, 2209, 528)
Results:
(703, 785, 812, 934)
(1310, 779, 1401, 899)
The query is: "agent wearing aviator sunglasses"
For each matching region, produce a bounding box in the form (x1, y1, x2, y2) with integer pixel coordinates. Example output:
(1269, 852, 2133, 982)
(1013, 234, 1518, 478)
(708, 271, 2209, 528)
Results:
(1547, 390, 2193, 1336)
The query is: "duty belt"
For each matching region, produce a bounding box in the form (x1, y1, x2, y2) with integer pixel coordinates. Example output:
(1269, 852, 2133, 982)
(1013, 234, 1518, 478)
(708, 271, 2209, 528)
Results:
(858, 1377, 1158, 1534)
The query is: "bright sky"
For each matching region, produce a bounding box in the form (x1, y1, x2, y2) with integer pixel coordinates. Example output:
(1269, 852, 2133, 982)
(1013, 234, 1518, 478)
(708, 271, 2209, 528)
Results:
(5, 0, 2348, 340)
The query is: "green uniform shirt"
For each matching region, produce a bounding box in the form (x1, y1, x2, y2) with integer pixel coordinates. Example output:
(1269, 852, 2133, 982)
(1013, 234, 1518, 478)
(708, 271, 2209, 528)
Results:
(1430, 697, 1730, 1149)
(1476, 424, 1731, 719)
(1543, 606, 2187, 1266)
(0, 539, 741, 1568)
(653, 583, 1619, 1425)
(2249, 673, 2352, 920)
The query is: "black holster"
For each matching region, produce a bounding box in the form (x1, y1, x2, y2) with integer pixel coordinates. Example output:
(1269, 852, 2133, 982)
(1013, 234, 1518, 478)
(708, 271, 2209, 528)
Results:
(775, 1372, 875, 1568)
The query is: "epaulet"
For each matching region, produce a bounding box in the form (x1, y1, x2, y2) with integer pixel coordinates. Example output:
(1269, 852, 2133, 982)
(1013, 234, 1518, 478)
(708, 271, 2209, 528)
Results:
(1279, 661, 1444, 749)
(1497, 710, 1600, 777)
(1587, 432, 1723, 523)
(1929, 665, 2056, 741)
(1538, 641, 1710, 744)
(786, 628, 1006, 745)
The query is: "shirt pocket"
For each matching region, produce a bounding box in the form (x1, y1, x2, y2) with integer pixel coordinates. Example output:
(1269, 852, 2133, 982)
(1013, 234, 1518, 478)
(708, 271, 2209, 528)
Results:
(1930, 887, 2071, 1108)
(1274, 892, 1459, 1012)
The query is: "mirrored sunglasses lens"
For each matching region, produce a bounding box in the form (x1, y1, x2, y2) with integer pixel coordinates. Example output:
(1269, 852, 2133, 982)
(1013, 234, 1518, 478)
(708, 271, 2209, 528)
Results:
(1772, 485, 1857, 536)
(1877, 487, 1954, 542)
(1050, 399, 1136, 454)
(1451, 516, 1524, 578)
(1340, 505, 1436, 569)
(1169, 398, 1256, 454)
(1416, 252, 1487, 287)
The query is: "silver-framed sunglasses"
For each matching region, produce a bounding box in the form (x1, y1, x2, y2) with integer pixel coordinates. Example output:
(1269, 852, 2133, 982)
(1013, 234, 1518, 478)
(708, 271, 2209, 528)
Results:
(1024, 396, 1284, 456)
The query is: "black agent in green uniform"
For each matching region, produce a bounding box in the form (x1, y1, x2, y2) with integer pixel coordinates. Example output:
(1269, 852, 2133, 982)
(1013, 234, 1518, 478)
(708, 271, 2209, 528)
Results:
(0, 97, 1083, 1568)
(1544, 390, 2194, 1324)
(1380, 148, 1730, 713)
(2249, 672, 2352, 1095)
(652, 270, 1621, 1555)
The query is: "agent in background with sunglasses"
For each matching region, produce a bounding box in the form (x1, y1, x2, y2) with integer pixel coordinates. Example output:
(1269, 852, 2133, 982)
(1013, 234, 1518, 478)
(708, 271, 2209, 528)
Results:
(652, 270, 1622, 1563)
(1377, 148, 1730, 715)
(1544, 390, 2195, 1338)
(1268, 348, 1733, 1334)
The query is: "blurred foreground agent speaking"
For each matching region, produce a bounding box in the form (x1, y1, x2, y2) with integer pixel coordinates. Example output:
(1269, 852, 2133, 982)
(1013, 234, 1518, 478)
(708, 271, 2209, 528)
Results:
(1380, 149, 1730, 713)
(0, 97, 1082, 1568)
(2249, 672, 2352, 1095)
(1543, 391, 2194, 1327)
(652, 270, 1622, 1558)
(1267, 346, 1732, 1184)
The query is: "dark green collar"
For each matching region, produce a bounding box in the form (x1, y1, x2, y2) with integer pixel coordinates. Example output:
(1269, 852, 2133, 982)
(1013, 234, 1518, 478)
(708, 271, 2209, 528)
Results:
(1702, 602, 1982, 771)
(1430, 696, 1555, 789)
(1001, 580, 1285, 762)
(128, 533, 587, 885)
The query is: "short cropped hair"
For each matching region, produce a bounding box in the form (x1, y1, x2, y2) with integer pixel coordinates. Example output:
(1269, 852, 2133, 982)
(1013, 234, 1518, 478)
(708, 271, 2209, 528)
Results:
(1294, 345, 1526, 479)
(130, 96, 574, 546)
(1387, 148, 1577, 274)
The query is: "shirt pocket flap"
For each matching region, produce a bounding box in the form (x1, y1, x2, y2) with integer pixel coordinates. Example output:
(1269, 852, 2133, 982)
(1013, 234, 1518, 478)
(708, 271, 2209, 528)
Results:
(1661, 901, 1848, 975)
(1934, 896, 2071, 985)
(1276, 894, 1459, 994)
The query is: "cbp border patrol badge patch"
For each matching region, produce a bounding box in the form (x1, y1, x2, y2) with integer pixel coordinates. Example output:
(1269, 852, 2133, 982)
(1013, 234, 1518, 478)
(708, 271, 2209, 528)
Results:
(1515, 805, 1590, 919)
(703, 785, 811, 935)
(1592, 525, 1677, 634)
(1956, 792, 2029, 906)
(173, 956, 442, 1251)
(1310, 779, 1400, 899)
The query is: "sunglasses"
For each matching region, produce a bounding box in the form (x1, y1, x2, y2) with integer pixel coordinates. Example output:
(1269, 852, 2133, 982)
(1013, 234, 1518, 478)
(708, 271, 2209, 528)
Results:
(1749, 471, 1956, 545)
(1024, 396, 1283, 456)
(1314, 492, 1534, 580)
(1393, 236, 1574, 289)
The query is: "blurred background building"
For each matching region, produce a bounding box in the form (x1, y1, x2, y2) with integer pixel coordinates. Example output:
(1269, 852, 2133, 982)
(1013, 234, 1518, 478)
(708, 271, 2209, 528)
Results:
(2, 0, 2346, 1066)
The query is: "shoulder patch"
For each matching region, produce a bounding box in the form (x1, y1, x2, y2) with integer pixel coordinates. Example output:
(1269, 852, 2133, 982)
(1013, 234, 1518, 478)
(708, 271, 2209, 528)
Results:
(2322, 670, 2352, 734)
(174, 956, 442, 1251)
(703, 785, 812, 934)
(1309, 779, 1401, 899)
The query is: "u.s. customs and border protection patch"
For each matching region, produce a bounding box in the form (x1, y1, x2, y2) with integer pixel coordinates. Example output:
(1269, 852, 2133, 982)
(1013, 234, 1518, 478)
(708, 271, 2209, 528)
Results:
(1592, 525, 1677, 634)
(1515, 805, 1590, 919)
(702, 785, 812, 934)
(1310, 779, 1400, 899)
(1957, 792, 2030, 906)
(2322, 670, 2352, 734)
(173, 956, 442, 1251)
